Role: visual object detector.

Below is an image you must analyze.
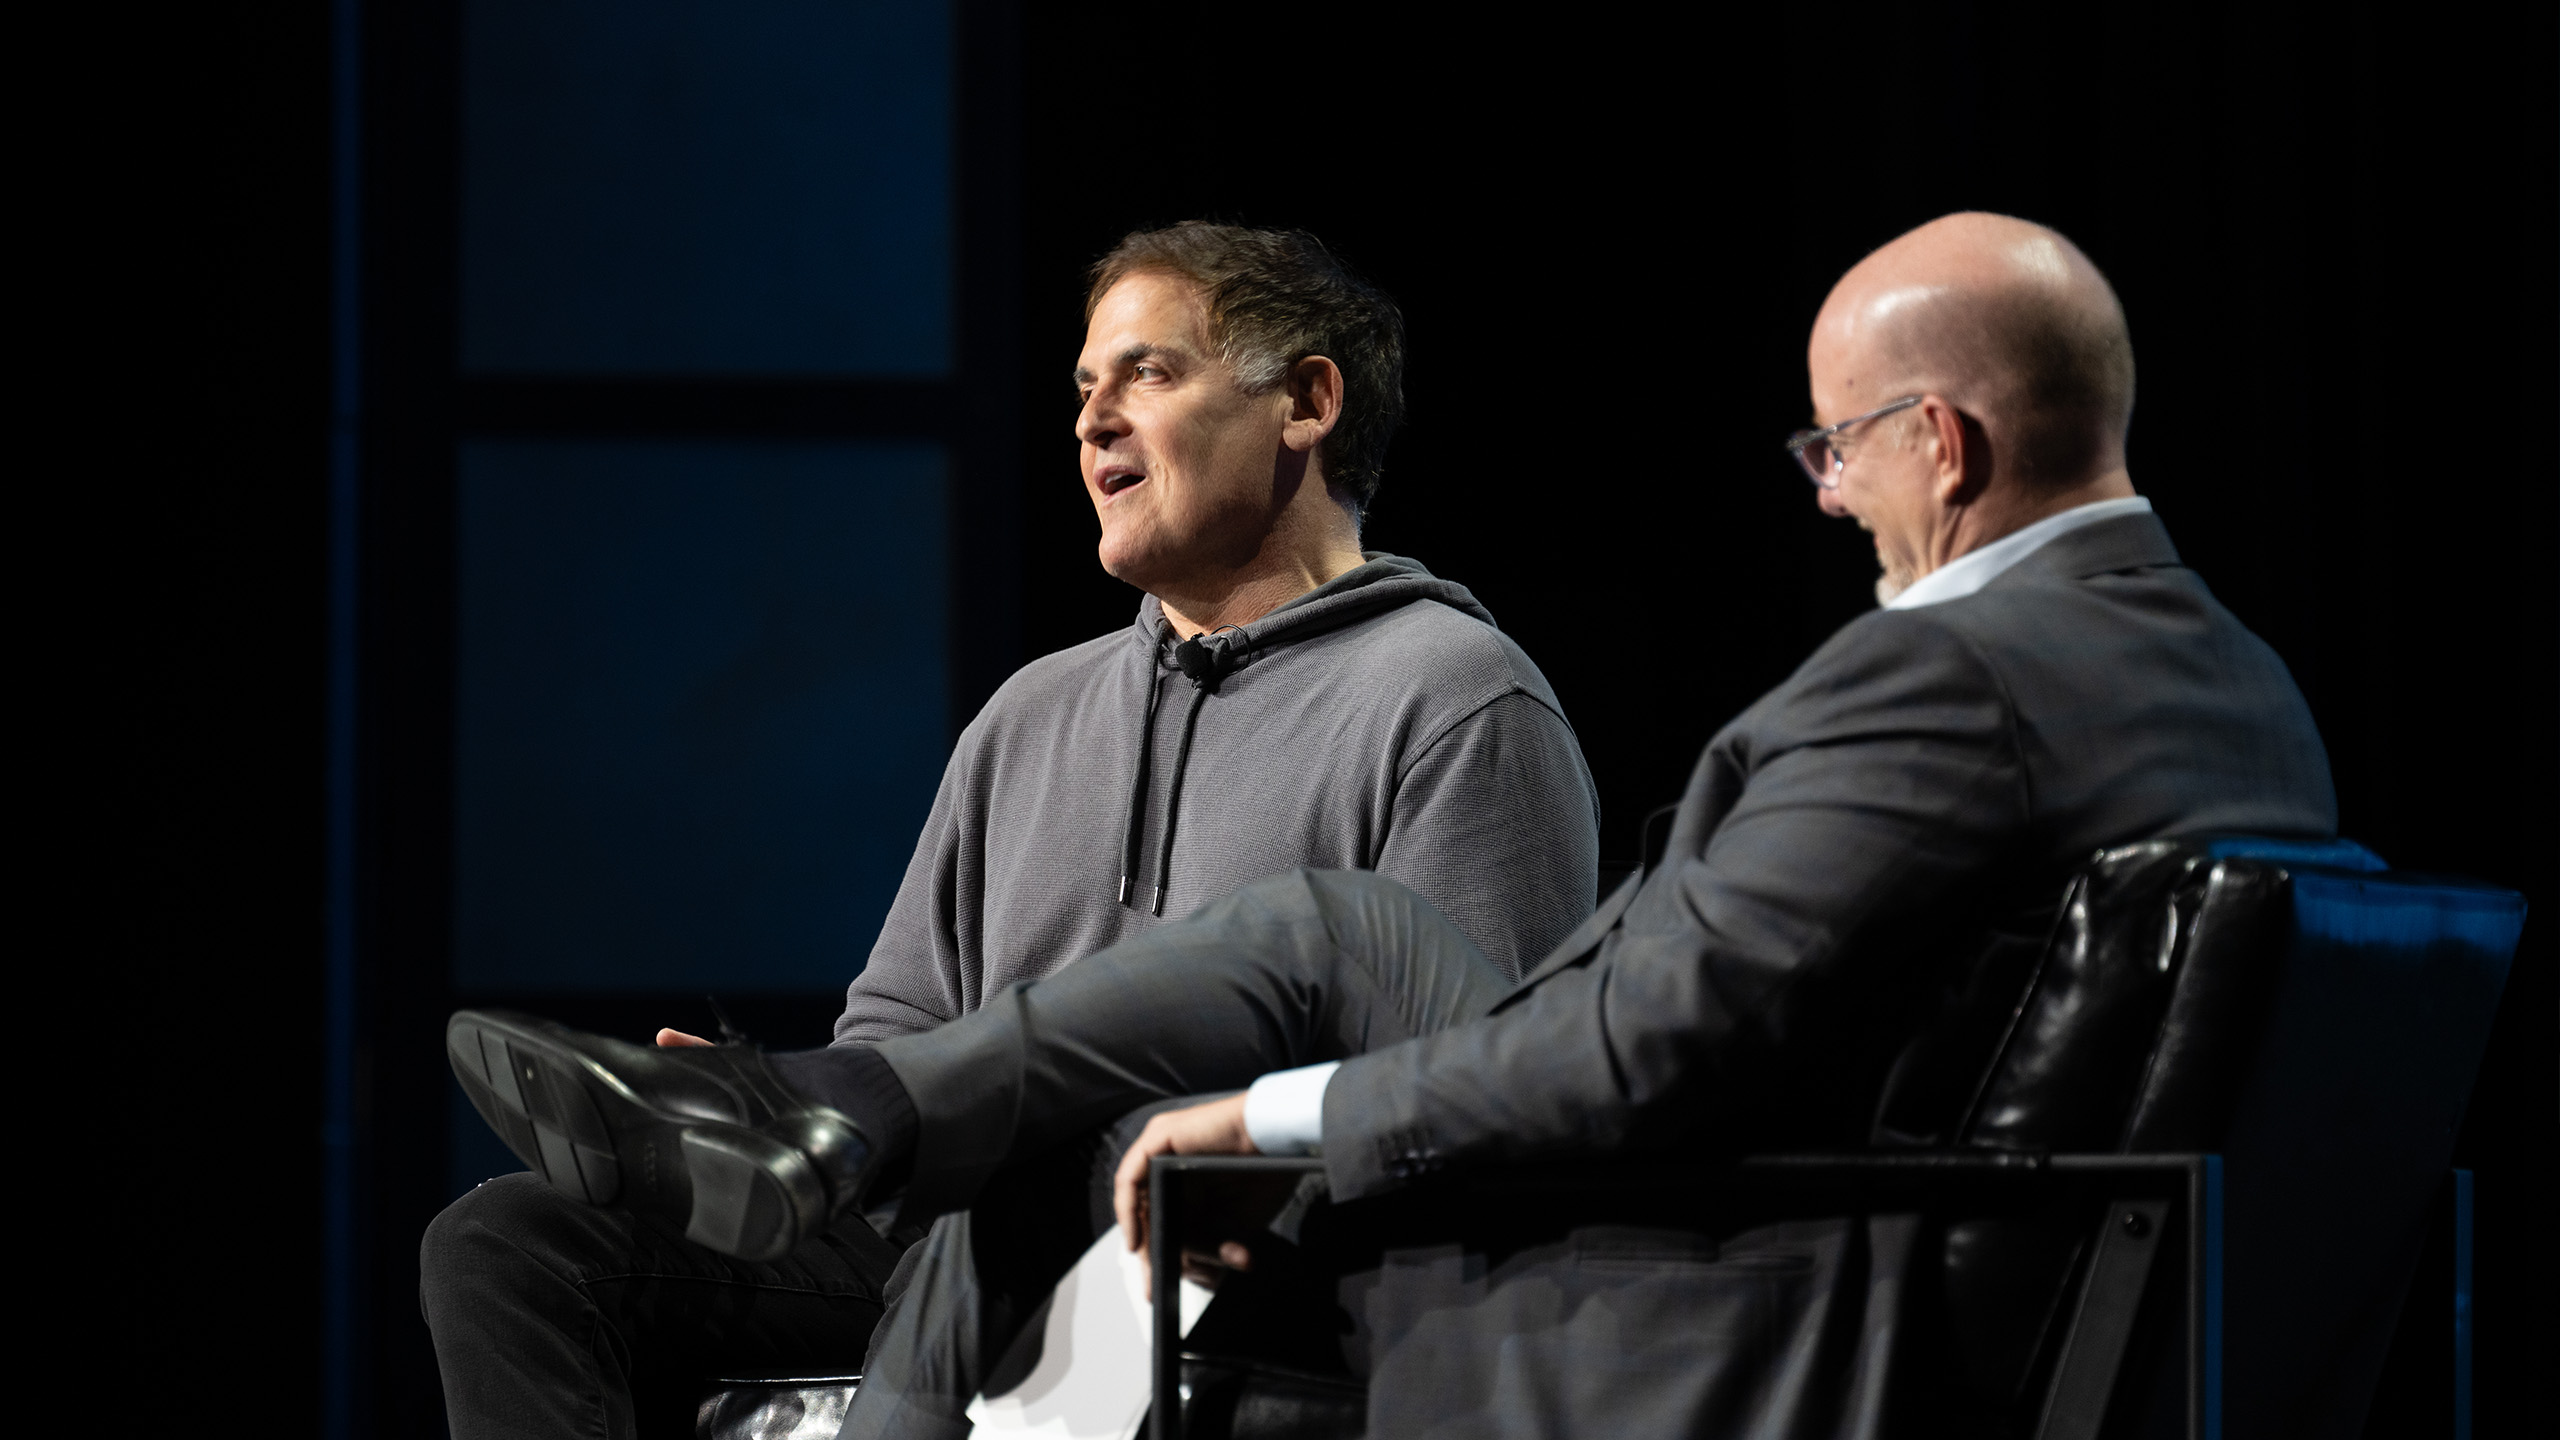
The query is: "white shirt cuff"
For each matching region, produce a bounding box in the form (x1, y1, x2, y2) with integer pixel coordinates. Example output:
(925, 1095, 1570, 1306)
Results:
(1242, 1061, 1340, 1157)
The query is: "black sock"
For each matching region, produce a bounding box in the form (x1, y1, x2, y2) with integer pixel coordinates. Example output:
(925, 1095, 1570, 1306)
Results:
(770, 1044, 917, 1190)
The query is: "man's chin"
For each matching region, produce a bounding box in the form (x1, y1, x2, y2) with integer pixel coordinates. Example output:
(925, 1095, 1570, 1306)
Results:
(1095, 533, 1165, 591)
(1874, 569, 1911, 607)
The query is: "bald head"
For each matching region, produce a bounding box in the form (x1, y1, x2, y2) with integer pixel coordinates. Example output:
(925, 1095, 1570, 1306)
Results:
(1813, 213, 2134, 489)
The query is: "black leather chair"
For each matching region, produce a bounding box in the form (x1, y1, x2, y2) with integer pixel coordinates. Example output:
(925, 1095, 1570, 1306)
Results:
(1147, 837, 2525, 1439)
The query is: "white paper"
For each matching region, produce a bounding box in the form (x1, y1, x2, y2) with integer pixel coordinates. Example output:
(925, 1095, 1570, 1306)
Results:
(964, 1225, 1214, 1440)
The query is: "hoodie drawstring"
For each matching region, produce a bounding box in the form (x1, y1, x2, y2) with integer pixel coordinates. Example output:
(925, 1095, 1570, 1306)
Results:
(1116, 665, 1168, 907)
(1119, 630, 1241, 914)
(1150, 683, 1213, 914)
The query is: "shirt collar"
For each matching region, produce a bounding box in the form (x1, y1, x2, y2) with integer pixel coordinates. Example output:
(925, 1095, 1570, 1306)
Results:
(1885, 496, 2155, 610)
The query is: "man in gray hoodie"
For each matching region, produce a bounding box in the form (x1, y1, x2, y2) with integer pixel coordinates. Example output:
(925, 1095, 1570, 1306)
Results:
(425, 222, 1599, 1439)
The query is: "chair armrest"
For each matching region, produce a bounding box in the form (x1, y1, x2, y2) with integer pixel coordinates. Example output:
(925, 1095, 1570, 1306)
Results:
(1148, 1157, 1323, 1440)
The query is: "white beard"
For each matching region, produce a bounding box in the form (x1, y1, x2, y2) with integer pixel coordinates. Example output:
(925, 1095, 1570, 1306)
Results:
(1873, 567, 1911, 606)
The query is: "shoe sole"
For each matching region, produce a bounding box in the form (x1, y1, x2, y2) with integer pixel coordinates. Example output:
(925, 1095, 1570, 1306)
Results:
(446, 1010, 826, 1262)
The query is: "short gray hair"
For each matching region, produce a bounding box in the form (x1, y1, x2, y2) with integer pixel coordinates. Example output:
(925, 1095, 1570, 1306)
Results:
(1087, 222, 1406, 513)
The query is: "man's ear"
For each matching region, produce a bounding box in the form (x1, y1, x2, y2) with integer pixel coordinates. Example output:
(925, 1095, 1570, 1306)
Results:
(1280, 356, 1344, 454)
(1923, 396, 1991, 505)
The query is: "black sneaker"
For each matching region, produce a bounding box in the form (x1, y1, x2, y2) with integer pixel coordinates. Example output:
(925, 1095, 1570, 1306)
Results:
(446, 1009, 875, 1262)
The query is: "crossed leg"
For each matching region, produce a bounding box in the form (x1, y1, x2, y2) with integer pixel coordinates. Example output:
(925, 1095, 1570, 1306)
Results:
(841, 868, 1513, 1437)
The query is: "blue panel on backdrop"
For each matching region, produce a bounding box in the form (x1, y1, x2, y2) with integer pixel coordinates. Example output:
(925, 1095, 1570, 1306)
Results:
(462, 0, 952, 375)
(456, 439, 947, 992)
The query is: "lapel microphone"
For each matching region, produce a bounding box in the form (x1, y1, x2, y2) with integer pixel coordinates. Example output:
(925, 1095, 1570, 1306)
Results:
(1173, 632, 1243, 690)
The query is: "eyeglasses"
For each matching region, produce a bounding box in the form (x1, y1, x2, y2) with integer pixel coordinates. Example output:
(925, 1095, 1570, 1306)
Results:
(1785, 395, 1922, 488)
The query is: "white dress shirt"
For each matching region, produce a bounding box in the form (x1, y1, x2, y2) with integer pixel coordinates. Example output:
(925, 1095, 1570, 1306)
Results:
(1241, 1059, 1338, 1155)
(1240, 495, 2156, 1157)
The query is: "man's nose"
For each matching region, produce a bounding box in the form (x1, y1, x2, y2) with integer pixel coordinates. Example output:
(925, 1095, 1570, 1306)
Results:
(1817, 486, 1851, 518)
(1075, 391, 1125, 448)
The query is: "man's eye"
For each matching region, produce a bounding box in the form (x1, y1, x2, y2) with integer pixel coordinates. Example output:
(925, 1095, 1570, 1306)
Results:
(1133, 365, 1162, 379)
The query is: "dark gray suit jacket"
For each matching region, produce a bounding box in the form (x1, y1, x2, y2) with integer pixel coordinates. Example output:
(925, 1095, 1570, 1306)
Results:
(1322, 511, 2337, 1200)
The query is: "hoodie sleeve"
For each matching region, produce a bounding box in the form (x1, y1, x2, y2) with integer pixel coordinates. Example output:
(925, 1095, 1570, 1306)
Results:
(1373, 689, 1600, 981)
(833, 731, 986, 1043)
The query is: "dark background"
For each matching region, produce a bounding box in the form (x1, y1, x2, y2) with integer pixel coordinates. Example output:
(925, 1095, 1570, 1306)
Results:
(106, 1, 2549, 1435)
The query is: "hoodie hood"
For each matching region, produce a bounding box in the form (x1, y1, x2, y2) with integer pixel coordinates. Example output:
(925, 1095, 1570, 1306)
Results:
(1128, 552, 1497, 669)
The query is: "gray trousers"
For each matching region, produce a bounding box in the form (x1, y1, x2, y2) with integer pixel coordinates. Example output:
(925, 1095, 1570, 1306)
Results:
(842, 868, 1510, 1438)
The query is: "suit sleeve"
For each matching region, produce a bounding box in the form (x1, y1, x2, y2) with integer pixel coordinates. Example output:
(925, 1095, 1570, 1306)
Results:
(832, 734, 986, 1043)
(1371, 689, 1600, 981)
(1322, 614, 2026, 1198)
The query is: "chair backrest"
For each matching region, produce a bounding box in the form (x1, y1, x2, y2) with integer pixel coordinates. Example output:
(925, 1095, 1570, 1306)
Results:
(1912, 836, 2522, 1435)
(1893, 840, 2291, 1414)
(1957, 840, 2301, 1154)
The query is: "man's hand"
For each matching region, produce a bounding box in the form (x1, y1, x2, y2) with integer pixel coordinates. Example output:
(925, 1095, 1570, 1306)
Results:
(1112, 1094, 1258, 1278)
(656, 1029, 713, 1047)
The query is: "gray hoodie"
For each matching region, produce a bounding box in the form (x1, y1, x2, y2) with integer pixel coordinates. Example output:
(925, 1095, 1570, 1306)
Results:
(834, 554, 1599, 1041)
